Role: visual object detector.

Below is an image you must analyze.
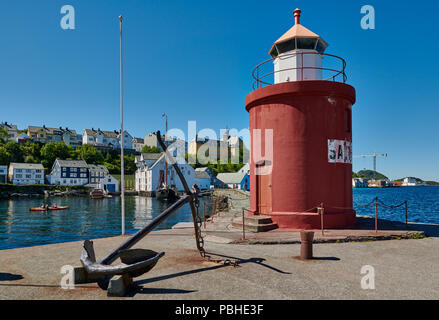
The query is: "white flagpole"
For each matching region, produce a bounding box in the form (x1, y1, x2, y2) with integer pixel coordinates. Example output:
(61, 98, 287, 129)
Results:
(119, 15, 125, 236)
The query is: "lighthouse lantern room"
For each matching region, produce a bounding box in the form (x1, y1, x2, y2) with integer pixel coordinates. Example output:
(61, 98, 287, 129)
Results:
(269, 9, 328, 83)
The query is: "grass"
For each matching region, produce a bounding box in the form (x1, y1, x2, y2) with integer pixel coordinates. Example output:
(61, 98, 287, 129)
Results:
(113, 174, 135, 189)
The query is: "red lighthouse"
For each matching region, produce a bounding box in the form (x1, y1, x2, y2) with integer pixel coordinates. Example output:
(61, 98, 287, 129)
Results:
(246, 9, 356, 229)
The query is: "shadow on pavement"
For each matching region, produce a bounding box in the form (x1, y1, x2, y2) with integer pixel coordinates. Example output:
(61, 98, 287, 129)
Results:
(128, 287, 197, 296)
(0, 273, 23, 281)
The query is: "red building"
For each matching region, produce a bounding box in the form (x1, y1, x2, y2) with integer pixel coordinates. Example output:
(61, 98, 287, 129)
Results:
(245, 9, 356, 229)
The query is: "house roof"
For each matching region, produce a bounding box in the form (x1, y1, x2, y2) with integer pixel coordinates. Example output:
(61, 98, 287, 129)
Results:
(0, 122, 18, 131)
(141, 153, 163, 160)
(27, 126, 77, 135)
(56, 160, 89, 168)
(84, 129, 119, 139)
(195, 171, 210, 179)
(149, 153, 187, 170)
(9, 162, 44, 170)
(238, 163, 250, 174)
(133, 137, 144, 143)
(216, 172, 246, 184)
(88, 164, 109, 173)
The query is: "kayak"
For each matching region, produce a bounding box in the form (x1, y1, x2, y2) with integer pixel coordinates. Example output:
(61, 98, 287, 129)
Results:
(30, 206, 69, 211)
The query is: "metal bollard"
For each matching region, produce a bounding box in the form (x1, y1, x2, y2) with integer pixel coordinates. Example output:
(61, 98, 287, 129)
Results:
(300, 231, 314, 260)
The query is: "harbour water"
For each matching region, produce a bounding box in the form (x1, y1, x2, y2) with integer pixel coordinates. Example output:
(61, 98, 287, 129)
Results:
(0, 196, 213, 250)
(354, 186, 439, 225)
(1, 186, 438, 250)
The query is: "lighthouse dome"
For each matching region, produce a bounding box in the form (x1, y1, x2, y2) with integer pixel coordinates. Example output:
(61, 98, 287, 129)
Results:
(269, 9, 328, 58)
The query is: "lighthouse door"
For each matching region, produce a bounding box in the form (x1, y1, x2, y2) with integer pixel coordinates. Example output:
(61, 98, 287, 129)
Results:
(257, 164, 272, 214)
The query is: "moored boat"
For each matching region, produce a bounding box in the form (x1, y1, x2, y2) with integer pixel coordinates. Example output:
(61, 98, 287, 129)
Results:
(156, 187, 176, 201)
(90, 189, 105, 199)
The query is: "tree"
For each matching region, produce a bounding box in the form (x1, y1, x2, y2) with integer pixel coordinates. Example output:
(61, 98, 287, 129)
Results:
(40, 142, 72, 169)
(0, 127, 10, 142)
(78, 144, 104, 164)
(0, 146, 10, 165)
(141, 145, 161, 153)
(4, 141, 23, 163)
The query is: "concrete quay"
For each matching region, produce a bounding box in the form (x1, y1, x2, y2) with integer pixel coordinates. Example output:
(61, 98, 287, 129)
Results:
(1, 225, 439, 299)
(1, 189, 438, 300)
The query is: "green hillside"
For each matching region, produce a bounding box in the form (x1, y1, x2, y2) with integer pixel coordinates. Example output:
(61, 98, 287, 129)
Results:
(353, 170, 388, 180)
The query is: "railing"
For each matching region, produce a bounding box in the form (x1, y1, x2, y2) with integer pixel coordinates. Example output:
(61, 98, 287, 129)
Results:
(252, 51, 347, 90)
(243, 198, 408, 236)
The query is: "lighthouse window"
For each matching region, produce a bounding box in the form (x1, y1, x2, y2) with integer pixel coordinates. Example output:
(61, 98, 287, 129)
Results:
(296, 38, 317, 50)
(276, 39, 296, 54)
(315, 39, 327, 53)
(269, 46, 279, 58)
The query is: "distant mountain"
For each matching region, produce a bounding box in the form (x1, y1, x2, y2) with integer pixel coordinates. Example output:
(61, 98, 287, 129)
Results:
(353, 170, 388, 180)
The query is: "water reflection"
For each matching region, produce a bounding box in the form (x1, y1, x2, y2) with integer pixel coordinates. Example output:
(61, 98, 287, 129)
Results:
(0, 196, 212, 250)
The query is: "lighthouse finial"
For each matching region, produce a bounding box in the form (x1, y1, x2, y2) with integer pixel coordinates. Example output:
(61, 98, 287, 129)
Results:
(294, 8, 301, 25)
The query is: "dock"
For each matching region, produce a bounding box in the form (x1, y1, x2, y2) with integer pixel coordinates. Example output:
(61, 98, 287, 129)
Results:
(1, 198, 439, 299)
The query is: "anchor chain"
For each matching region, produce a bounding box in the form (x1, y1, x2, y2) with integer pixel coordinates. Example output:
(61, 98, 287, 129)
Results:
(192, 195, 239, 267)
(155, 130, 238, 268)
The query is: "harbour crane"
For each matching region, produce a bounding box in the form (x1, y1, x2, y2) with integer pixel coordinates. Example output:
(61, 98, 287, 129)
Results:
(354, 151, 387, 179)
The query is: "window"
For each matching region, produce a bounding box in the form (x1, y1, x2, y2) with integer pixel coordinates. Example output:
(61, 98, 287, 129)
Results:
(16, 174, 22, 178)
(296, 38, 317, 50)
(35, 175, 41, 178)
(71, 173, 77, 178)
(70, 168, 76, 172)
(26, 175, 31, 179)
(62, 168, 67, 171)
(36, 170, 42, 173)
(26, 169, 31, 173)
(276, 39, 296, 55)
(315, 39, 327, 53)
(16, 169, 22, 173)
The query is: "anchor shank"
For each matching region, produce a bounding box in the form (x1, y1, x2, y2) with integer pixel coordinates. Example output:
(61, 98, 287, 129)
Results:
(100, 194, 191, 265)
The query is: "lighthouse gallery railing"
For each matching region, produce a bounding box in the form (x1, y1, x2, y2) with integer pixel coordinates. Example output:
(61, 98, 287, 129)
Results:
(252, 51, 347, 90)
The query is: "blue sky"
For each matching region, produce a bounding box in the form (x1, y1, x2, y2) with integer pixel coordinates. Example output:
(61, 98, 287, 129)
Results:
(1, 0, 438, 181)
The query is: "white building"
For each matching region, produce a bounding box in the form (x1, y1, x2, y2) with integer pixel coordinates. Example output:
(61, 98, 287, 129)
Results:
(0, 165, 8, 183)
(135, 152, 210, 193)
(0, 122, 18, 141)
(47, 160, 89, 186)
(132, 137, 145, 152)
(402, 177, 418, 186)
(82, 128, 133, 150)
(8, 163, 45, 185)
(143, 132, 163, 149)
(195, 167, 223, 188)
(98, 175, 120, 193)
(143, 132, 187, 153)
(216, 171, 250, 190)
